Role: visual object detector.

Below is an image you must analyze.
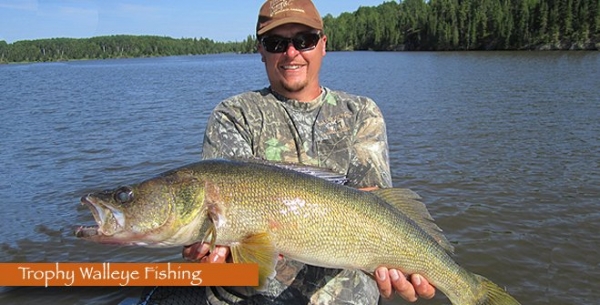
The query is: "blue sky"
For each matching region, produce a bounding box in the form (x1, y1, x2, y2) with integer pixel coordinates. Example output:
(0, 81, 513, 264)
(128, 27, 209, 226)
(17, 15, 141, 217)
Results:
(0, 0, 390, 43)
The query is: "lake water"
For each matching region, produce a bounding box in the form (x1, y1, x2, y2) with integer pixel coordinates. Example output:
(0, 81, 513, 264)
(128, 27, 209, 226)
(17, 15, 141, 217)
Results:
(0, 51, 599, 305)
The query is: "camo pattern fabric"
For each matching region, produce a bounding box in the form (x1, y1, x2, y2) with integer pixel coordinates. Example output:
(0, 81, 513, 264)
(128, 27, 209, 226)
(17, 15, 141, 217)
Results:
(200, 86, 393, 305)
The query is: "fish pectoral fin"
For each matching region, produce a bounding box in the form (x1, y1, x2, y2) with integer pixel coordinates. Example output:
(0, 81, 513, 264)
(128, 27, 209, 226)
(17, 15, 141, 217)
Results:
(229, 232, 277, 290)
(201, 223, 217, 252)
(372, 188, 455, 253)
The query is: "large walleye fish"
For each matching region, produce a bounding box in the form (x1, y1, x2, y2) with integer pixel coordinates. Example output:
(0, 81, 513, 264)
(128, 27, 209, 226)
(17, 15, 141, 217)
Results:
(75, 159, 520, 305)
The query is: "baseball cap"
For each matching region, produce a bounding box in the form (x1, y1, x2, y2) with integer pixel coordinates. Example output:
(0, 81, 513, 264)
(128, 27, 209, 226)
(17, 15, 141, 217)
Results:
(256, 0, 324, 36)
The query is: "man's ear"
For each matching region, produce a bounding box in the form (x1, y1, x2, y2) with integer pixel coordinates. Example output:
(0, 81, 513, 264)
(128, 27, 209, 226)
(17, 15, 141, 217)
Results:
(257, 43, 266, 62)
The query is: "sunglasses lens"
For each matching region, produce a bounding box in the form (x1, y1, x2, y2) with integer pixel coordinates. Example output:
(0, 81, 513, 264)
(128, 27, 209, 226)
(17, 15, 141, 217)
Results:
(262, 36, 288, 53)
(293, 33, 320, 51)
(261, 32, 321, 53)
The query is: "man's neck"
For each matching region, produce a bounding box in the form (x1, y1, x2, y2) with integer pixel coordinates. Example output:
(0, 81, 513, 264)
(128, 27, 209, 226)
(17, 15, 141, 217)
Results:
(271, 85, 322, 102)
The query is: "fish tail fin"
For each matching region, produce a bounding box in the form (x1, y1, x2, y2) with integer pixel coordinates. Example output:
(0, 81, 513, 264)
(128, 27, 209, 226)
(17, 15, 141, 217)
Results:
(473, 274, 521, 305)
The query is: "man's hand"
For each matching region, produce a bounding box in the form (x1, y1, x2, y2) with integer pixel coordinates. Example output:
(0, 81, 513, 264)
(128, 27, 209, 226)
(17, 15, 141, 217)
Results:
(375, 267, 435, 302)
(184, 241, 288, 263)
(182, 242, 229, 263)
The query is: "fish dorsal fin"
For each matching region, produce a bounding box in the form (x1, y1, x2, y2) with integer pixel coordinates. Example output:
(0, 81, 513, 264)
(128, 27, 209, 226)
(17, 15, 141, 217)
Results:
(229, 232, 278, 290)
(372, 188, 455, 253)
(269, 163, 347, 185)
(227, 157, 348, 185)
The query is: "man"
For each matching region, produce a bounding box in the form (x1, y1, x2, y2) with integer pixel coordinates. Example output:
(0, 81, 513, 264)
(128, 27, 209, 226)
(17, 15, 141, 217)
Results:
(183, 0, 436, 303)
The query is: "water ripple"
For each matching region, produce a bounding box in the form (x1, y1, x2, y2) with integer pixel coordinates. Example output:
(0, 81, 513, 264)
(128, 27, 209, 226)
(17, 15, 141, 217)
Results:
(1, 52, 599, 305)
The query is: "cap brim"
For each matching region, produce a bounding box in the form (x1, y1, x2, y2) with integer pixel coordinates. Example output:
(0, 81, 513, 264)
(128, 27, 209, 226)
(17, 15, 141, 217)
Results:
(257, 17, 322, 35)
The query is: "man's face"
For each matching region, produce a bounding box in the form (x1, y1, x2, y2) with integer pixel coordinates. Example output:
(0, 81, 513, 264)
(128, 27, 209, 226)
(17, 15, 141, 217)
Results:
(258, 23, 327, 101)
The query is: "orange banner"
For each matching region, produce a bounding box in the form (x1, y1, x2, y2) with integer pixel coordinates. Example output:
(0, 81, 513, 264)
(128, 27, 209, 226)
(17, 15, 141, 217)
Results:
(0, 263, 258, 287)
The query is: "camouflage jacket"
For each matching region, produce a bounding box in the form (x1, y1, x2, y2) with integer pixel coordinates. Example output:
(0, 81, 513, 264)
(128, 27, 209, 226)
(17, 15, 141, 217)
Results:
(200, 87, 392, 305)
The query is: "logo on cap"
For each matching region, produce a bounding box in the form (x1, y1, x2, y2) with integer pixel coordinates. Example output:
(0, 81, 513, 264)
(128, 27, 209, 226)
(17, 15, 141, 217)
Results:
(269, 0, 305, 17)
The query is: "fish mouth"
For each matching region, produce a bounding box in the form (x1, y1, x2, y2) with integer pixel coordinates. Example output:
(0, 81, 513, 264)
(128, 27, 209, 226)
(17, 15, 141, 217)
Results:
(75, 193, 161, 246)
(75, 195, 108, 240)
(76, 194, 126, 239)
(80, 195, 104, 226)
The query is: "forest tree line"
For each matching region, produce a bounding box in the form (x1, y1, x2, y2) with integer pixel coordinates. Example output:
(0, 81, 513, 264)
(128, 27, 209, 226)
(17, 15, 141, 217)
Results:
(323, 0, 600, 51)
(0, 35, 257, 63)
(1, 0, 598, 63)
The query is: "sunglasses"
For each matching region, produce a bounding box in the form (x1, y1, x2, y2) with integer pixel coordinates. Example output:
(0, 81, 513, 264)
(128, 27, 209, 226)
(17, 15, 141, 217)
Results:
(260, 31, 322, 53)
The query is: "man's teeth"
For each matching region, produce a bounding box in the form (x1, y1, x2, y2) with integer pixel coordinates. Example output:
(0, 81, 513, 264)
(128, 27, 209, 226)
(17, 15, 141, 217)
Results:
(283, 65, 301, 70)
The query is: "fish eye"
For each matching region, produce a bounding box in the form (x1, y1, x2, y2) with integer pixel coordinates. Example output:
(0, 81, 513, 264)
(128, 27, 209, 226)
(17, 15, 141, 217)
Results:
(114, 186, 134, 204)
